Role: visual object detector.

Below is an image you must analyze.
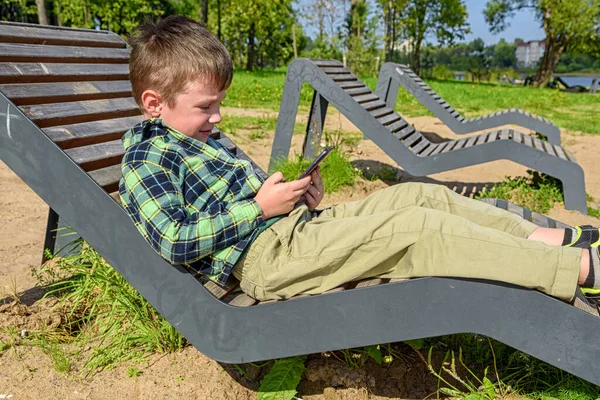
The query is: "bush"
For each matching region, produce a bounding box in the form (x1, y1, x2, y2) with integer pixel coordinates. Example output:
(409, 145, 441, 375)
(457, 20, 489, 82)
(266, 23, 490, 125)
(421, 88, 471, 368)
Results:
(432, 65, 455, 80)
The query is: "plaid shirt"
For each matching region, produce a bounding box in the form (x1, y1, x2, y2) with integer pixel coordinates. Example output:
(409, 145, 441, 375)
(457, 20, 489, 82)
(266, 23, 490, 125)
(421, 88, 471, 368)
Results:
(119, 118, 265, 285)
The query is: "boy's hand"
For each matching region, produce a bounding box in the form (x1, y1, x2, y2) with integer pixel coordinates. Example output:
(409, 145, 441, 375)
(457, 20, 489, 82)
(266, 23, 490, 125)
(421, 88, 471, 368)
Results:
(302, 167, 325, 210)
(255, 172, 311, 219)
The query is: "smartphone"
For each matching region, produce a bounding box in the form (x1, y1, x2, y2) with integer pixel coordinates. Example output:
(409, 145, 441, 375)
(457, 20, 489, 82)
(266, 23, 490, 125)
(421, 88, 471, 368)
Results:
(299, 146, 334, 179)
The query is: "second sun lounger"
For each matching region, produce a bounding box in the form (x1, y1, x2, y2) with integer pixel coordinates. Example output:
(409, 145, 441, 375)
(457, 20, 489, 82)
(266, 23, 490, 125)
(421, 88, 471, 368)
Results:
(375, 62, 562, 145)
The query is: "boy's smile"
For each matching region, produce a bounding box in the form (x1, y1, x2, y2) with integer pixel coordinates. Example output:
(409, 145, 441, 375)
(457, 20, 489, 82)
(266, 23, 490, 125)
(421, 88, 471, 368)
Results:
(143, 77, 227, 143)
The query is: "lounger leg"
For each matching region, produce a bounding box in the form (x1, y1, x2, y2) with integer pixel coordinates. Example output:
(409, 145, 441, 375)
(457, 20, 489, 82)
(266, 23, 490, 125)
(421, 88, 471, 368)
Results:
(303, 92, 329, 158)
(41, 207, 81, 264)
(270, 63, 304, 172)
(42, 207, 59, 264)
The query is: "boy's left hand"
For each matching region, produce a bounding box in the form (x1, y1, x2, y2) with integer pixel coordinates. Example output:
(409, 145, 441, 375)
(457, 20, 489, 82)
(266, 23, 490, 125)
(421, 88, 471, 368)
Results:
(302, 167, 325, 210)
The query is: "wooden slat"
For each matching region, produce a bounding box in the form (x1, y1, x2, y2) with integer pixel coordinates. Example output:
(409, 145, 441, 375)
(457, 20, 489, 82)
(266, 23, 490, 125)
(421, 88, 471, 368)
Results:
(0, 43, 130, 63)
(441, 140, 458, 153)
(202, 279, 240, 300)
(368, 106, 392, 118)
(411, 139, 430, 155)
(429, 141, 449, 156)
(353, 93, 379, 104)
(378, 113, 401, 126)
(354, 278, 384, 288)
(402, 132, 422, 147)
(421, 143, 439, 157)
(542, 140, 557, 157)
(452, 138, 468, 150)
(394, 126, 416, 140)
(345, 87, 372, 96)
(88, 164, 122, 192)
(0, 80, 133, 105)
(321, 67, 350, 75)
(227, 293, 258, 307)
(43, 116, 143, 149)
(362, 100, 386, 112)
(464, 136, 478, 148)
(0, 22, 126, 48)
(0, 63, 129, 84)
(511, 131, 523, 144)
(386, 119, 409, 133)
(311, 59, 342, 67)
(64, 139, 124, 171)
(522, 134, 533, 148)
(474, 134, 487, 146)
(338, 81, 365, 90)
(20, 97, 140, 128)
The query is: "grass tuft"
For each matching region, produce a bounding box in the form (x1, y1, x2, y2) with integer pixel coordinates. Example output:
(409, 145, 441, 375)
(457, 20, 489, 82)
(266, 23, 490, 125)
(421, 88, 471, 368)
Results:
(476, 170, 564, 214)
(271, 147, 358, 194)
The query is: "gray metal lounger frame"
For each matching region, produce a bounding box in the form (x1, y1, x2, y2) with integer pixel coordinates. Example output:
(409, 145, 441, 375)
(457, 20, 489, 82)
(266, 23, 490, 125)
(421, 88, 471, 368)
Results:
(375, 62, 562, 145)
(270, 59, 586, 214)
(2, 25, 600, 385)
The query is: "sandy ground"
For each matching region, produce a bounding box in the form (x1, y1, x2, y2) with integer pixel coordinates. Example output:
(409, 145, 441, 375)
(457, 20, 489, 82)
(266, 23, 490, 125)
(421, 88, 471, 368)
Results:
(1, 111, 599, 399)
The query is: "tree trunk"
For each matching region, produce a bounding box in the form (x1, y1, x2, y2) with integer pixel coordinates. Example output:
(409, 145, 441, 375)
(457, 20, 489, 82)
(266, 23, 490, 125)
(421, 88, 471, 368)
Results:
(534, 37, 565, 87)
(217, 0, 221, 40)
(36, 0, 48, 25)
(412, 41, 421, 75)
(246, 22, 255, 71)
(200, 0, 208, 25)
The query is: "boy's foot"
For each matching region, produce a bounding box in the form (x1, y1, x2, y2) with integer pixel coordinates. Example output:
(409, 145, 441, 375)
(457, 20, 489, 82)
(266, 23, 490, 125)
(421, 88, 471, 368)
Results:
(563, 225, 600, 248)
(572, 288, 600, 316)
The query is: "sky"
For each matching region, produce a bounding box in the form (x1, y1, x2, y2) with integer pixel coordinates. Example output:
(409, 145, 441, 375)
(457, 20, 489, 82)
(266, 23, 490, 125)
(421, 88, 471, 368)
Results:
(463, 0, 545, 44)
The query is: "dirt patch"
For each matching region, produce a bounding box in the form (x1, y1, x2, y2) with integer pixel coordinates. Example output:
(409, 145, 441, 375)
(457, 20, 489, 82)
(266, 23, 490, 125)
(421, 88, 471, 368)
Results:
(2, 111, 600, 399)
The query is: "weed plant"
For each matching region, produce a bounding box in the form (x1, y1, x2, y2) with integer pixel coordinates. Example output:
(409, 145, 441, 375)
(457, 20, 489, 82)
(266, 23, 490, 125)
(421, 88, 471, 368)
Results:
(476, 170, 564, 214)
(271, 147, 358, 193)
(33, 240, 184, 374)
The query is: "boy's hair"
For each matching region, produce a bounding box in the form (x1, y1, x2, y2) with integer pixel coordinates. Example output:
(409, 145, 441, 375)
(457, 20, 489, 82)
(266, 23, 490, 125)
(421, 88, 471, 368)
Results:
(129, 15, 233, 110)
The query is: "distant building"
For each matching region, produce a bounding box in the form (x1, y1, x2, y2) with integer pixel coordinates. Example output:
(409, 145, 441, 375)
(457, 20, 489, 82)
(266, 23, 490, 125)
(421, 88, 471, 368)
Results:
(516, 40, 546, 68)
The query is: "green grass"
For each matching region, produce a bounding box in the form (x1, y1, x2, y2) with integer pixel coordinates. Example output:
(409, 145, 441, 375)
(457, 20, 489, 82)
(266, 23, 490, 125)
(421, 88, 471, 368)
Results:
(225, 69, 600, 135)
(29, 240, 185, 374)
(271, 147, 358, 194)
(476, 171, 564, 214)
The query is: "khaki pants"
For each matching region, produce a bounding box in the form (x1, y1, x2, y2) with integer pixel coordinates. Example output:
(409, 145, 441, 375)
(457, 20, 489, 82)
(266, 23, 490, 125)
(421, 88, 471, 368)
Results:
(232, 182, 581, 302)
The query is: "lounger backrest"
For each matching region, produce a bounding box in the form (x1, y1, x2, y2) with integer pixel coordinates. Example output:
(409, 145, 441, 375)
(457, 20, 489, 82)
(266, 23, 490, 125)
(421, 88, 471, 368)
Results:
(0, 21, 258, 303)
(0, 22, 142, 195)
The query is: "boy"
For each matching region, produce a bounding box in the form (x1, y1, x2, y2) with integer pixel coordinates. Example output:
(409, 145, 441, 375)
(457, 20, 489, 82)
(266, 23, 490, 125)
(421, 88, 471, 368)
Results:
(120, 15, 599, 308)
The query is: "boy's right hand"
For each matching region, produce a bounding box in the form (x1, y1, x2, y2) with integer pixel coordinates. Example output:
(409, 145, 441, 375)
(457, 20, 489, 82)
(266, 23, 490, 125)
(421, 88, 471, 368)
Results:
(255, 172, 311, 219)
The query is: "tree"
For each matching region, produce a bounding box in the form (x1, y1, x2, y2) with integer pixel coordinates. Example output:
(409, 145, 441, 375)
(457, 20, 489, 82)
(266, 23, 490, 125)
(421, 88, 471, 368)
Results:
(376, 0, 408, 62)
(485, 0, 600, 87)
(1, 0, 38, 23)
(492, 38, 517, 67)
(344, 0, 380, 75)
(218, 0, 299, 70)
(302, 0, 344, 60)
(467, 38, 491, 82)
(397, 0, 470, 75)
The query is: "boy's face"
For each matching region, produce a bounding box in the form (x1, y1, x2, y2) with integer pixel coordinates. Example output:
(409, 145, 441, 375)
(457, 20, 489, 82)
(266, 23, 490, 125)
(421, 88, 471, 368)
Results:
(151, 77, 226, 142)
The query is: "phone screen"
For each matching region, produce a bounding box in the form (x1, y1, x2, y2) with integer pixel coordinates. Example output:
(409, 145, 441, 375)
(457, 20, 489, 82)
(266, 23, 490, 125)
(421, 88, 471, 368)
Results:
(299, 146, 334, 179)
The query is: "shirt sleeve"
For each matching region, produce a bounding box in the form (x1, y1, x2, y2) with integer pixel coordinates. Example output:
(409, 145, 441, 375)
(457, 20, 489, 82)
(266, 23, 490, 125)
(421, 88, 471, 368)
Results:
(121, 159, 263, 265)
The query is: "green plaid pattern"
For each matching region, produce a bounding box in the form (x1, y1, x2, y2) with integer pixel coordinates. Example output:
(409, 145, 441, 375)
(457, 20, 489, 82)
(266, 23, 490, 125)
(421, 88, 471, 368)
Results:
(119, 119, 264, 285)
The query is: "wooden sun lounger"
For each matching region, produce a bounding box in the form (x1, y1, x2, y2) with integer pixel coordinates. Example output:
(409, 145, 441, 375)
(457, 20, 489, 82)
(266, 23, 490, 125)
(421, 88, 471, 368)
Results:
(270, 59, 586, 214)
(1, 22, 600, 385)
(375, 62, 562, 145)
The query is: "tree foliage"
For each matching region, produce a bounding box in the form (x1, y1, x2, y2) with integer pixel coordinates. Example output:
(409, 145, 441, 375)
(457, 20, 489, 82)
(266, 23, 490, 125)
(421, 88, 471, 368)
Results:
(484, 0, 600, 86)
(397, 0, 470, 75)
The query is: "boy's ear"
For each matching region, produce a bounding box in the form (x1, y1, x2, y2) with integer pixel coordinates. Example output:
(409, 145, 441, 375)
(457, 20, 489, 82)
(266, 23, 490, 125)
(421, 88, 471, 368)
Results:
(141, 89, 163, 117)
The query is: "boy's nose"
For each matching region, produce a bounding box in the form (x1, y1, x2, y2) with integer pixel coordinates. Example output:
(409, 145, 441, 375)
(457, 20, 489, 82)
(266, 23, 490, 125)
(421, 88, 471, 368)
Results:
(209, 111, 222, 124)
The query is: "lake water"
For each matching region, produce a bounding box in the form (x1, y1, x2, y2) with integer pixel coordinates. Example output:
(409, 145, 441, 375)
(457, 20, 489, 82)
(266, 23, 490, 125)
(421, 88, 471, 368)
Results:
(555, 76, 600, 87)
